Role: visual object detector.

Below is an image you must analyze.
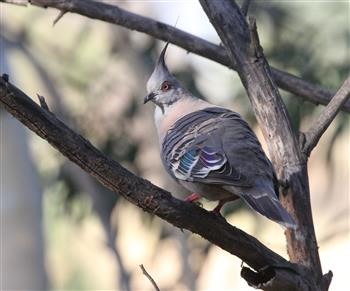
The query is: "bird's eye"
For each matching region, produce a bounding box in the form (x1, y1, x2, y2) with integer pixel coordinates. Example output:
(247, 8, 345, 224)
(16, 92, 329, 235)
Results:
(161, 81, 171, 92)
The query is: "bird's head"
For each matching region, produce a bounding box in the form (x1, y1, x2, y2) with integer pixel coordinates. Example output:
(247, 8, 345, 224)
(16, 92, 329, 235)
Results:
(144, 43, 183, 113)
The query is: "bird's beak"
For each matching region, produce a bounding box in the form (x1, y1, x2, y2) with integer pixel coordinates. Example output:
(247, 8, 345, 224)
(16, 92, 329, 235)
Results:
(143, 92, 156, 104)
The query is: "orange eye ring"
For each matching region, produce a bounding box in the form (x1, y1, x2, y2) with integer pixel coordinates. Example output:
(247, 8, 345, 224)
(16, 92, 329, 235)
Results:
(161, 81, 171, 92)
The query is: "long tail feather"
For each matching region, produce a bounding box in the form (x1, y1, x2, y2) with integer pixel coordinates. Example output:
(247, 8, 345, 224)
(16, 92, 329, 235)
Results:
(241, 192, 297, 229)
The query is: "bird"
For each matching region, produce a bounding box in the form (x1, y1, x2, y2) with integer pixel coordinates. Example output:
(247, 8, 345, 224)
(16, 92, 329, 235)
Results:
(144, 43, 296, 229)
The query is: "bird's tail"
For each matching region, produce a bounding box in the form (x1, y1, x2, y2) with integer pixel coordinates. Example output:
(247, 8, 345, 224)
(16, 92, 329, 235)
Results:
(240, 190, 297, 229)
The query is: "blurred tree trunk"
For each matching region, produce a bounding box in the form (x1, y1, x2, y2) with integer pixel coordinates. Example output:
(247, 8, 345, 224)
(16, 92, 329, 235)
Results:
(1, 41, 47, 290)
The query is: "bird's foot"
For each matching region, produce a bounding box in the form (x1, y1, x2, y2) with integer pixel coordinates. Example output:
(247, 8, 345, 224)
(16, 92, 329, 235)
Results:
(210, 202, 226, 221)
(211, 196, 239, 214)
(184, 193, 201, 203)
(211, 200, 226, 214)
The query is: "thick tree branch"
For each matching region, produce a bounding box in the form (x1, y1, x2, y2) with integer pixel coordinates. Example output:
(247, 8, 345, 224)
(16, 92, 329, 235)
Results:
(199, 1, 334, 290)
(1, 0, 349, 112)
(1, 76, 316, 290)
(302, 77, 350, 157)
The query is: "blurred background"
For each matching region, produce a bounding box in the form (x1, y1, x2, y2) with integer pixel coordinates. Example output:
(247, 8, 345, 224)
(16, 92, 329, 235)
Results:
(0, 0, 349, 290)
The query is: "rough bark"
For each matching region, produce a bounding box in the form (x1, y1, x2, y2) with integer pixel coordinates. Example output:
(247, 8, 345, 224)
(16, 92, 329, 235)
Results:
(1, 0, 349, 112)
(198, 1, 336, 290)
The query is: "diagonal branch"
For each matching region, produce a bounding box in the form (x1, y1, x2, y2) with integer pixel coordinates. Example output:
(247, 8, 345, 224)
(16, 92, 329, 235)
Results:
(139, 264, 160, 291)
(1, 0, 349, 112)
(1, 76, 314, 290)
(301, 77, 350, 157)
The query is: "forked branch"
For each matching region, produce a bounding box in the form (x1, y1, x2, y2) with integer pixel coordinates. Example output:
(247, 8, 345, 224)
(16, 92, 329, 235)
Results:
(302, 77, 350, 157)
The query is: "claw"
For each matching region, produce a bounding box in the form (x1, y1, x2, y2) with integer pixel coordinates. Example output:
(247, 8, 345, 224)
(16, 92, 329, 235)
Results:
(212, 196, 239, 214)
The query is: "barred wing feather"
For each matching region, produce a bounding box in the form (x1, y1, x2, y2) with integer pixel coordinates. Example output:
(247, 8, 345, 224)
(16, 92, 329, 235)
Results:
(162, 107, 256, 187)
(173, 146, 227, 180)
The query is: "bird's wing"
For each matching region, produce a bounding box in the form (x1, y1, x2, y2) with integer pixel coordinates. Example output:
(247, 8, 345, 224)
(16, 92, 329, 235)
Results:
(162, 107, 274, 188)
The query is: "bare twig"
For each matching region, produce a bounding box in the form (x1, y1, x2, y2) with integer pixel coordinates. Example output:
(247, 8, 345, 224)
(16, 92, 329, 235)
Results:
(1, 77, 315, 290)
(321, 271, 333, 291)
(241, 0, 252, 16)
(52, 10, 67, 26)
(36, 94, 49, 110)
(2, 73, 9, 82)
(302, 77, 350, 157)
(139, 264, 160, 291)
(0, 0, 348, 112)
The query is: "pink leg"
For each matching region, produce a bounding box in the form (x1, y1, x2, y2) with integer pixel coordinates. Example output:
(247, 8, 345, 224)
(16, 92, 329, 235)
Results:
(184, 193, 201, 203)
(212, 200, 226, 214)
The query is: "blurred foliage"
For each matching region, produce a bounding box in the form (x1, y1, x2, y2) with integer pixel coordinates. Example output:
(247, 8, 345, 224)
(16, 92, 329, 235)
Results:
(1, 1, 349, 290)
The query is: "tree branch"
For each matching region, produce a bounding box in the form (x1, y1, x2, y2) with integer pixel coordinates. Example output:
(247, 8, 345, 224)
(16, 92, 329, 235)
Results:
(0, 0, 26, 5)
(1, 0, 349, 112)
(36, 94, 49, 110)
(139, 264, 160, 291)
(52, 10, 67, 26)
(1, 76, 316, 290)
(301, 77, 350, 157)
(198, 1, 333, 290)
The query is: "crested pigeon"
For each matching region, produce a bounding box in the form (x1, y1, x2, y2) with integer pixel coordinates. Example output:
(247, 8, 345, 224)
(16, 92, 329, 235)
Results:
(144, 43, 296, 229)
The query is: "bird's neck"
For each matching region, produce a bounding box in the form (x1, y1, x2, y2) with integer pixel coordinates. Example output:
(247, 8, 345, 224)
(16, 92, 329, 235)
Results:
(154, 96, 214, 144)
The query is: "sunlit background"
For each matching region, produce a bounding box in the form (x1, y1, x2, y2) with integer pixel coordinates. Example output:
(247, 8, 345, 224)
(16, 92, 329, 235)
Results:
(1, 1, 349, 290)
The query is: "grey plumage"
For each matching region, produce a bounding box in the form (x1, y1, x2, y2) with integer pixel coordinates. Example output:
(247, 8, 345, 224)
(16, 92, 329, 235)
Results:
(144, 44, 296, 229)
